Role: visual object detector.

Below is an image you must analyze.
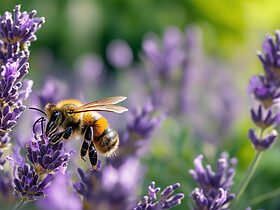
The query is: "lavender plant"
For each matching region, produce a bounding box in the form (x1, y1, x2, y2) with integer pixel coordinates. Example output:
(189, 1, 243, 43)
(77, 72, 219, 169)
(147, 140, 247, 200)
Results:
(189, 153, 236, 210)
(0, 5, 45, 208)
(235, 31, 280, 202)
(0, 4, 44, 150)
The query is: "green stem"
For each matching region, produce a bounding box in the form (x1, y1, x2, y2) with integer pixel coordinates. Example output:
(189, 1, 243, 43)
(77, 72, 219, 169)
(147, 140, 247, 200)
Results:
(235, 150, 263, 202)
(247, 187, 280, 206)
(13, 199, 26, 210)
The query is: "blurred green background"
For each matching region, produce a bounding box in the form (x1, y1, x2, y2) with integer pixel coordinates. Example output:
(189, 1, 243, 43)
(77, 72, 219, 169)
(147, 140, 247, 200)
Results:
(2, 0, 280, 209)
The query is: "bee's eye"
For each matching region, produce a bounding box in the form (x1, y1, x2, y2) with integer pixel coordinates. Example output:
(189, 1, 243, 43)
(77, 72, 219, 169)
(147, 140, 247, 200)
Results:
(51, 111, 61, 121)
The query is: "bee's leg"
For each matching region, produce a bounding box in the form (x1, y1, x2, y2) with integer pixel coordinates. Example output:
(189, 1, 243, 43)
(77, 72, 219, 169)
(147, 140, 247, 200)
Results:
(88, 141, 98, 170)
(50, 127, 73, 144)
(80, 126, 93, 162)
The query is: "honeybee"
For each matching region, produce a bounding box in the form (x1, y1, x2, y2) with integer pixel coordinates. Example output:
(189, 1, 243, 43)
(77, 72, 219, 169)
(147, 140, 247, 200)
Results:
(44, 96, 128, 169)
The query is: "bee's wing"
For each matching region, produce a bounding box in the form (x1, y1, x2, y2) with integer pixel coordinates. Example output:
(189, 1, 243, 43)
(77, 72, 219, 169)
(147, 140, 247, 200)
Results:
(72, 96, 128, 113)
(72, 105, 128, 113)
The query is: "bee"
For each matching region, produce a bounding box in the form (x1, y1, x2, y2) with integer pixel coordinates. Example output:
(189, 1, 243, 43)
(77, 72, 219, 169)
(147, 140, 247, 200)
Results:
(44, 96, 128, 169)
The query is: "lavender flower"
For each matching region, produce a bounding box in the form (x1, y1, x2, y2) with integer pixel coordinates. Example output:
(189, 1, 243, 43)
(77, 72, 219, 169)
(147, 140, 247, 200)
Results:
(0, 57, 30, 135)
(35, 77, 67, 109)
(142, 27, 185, 79)
(126, 100, 164, 139)
(250, 105, 279, 130)
(26, 138, 70, 176)
(257, 30, 280, 85)
(0, 5, 45, 61)
(247, 31, 280, 150)
(74, 53, 104, 86)
(107, 39, 133, 68)
(248, 75, 280, 109)
(141, 27, 187, 112)
(191, 188, 232, 210)
(0, 5, 44, 168)
(189, 153, 236, 210)
(37, 174, 82, 210)
(13, 163, 53, 201)
(74, 157, 142, 210)
(115, 100, 164, 165)
(26, 120, 70, 175)
(133, 181, 184, 210)
(248, 129, 277, 151)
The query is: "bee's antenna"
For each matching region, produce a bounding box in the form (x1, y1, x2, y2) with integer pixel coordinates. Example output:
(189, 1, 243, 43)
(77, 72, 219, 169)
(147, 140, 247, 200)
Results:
(32, 116, 46, 136)
(29, 107, 47, 116)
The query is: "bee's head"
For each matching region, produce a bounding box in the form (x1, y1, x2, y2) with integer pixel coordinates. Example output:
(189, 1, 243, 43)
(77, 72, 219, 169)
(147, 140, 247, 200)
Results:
(45, 103, 63, 136)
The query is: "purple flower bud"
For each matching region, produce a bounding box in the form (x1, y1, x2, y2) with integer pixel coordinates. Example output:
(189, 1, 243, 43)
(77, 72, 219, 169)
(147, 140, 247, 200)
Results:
(248, 129, 277, 151)
(258, 30, 280, 85)
(250, 105, 280, 129)
(13, 163, 53, 201)
(126, 100, 164, 140)
(248, 75, 280, 108)
(0, 5, 45, 45)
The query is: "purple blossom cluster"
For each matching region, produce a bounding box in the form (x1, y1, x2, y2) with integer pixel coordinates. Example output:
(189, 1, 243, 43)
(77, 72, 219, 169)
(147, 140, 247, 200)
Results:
(134, 181, 184, 210)
(0, 4, 44, 160)
(0, 5, 45, 207)
(141, 27, 189, 112)
(118, 100, 165, 160)
(26, 127, 70, 176)
(189, 153, 236, 210)
(248, 31, 280, 150)
(74, 157, 142, 210)
(13, 163, 53, 201)
(10, 117, 71, 203)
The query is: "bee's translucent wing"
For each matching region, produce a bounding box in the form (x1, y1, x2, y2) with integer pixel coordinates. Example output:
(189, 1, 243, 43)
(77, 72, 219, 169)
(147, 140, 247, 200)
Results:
(72, 105, 128, 114)
(73, 96, 126, 111)
(72, 96, 128, 113)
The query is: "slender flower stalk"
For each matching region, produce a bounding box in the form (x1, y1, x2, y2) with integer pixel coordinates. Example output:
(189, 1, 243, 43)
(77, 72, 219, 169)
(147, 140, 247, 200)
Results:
(235, 151, 262, 201)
